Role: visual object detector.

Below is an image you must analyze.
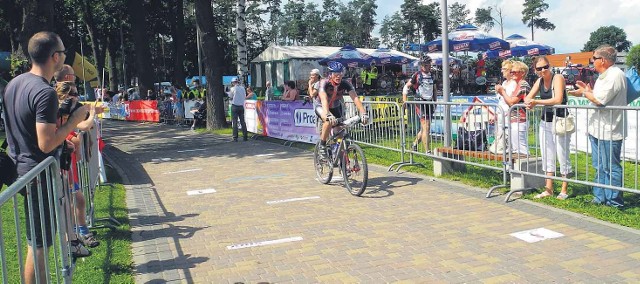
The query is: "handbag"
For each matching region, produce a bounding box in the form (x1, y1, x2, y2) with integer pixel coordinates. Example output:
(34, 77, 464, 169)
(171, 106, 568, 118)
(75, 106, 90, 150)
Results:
(455, 127, 487, 151)
(553, 113, 575, 135)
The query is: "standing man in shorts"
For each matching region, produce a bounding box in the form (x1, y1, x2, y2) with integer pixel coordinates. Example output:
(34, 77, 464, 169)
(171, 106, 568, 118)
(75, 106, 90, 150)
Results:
(402, 56, 439, 153)
(2, 31, 89, 284)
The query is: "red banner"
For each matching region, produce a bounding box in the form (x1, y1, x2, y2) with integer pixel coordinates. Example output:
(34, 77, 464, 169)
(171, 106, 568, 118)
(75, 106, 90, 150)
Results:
(126, 100, 160, 122)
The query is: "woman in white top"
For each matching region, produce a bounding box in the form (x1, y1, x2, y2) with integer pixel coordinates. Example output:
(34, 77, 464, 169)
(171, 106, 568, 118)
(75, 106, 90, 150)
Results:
(492, 60, 516, 152)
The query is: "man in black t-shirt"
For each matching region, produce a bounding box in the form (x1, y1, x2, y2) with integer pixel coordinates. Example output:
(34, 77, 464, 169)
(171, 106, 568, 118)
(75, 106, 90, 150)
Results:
(402, 57, 439, 154)
(2, 31, 89, 284)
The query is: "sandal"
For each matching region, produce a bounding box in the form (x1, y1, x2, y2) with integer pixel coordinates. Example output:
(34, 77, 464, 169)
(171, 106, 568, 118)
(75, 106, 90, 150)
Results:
(534, 190, 553, 199)
(556, 193, 569, 200)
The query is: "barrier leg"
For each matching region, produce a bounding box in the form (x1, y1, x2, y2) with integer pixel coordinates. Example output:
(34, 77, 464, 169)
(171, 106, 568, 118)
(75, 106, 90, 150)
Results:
(395, 153, 425, 172)
(505, 157, 546, 202)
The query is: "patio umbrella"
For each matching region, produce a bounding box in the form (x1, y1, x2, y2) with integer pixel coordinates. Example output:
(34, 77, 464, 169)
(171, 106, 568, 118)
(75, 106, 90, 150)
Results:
(368, 48, 414, 65)
(319, 44, 372, 66)
(423, 24, 510, 53)
(485, 35, 555, 59)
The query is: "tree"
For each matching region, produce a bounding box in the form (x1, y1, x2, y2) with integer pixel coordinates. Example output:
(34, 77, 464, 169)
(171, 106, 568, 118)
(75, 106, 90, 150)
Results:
(171, 0, 186, 88)
(236, 0, 248, 84)
(195, 0, 227, 129)
(474, 6, 505, 38)
(448, 2, 471, 31)
(582, 26, 632, 52)
(521, 0, 555, 41)
(128, 0, 155, 98)
(627, 44, 640, 70)
(19, 0, 55, 57)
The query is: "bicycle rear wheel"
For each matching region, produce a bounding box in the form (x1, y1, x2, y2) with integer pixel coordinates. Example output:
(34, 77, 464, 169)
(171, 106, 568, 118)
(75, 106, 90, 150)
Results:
(341, 143, 368, 196)
(314, 140, 333, 184)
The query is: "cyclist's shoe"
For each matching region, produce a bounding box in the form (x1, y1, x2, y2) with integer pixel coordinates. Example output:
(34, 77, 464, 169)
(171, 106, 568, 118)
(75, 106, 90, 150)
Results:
(318, 144, 329, 160)
(70, 240, 91, 258)
(411, 143, 418, 152)
(79, 232, 100, 248)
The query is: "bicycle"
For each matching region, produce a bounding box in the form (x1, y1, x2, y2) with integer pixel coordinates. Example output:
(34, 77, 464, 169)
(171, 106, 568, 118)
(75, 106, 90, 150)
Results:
(313, 115, 368, 196)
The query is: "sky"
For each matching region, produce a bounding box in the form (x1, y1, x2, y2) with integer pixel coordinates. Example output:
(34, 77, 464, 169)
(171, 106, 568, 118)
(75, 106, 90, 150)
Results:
(310, 0, 640, 54)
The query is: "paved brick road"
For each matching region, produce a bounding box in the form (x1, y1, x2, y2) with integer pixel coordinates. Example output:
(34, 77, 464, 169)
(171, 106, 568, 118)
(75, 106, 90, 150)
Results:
(102, 120, 640, 283)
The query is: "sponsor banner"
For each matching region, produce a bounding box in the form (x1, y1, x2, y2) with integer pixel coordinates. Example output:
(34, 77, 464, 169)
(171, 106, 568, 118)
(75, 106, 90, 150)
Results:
(244, 100, 261, 133)
(453, 42, 470, 51)
(253, 101, 319, 144)
(567, 97, 639, 160)
(126, 100, 160, 122)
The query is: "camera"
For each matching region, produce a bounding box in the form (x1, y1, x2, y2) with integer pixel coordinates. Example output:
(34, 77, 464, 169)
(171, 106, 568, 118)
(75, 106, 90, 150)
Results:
(59, 141, 72, 171)
(58, 98, 84, 118)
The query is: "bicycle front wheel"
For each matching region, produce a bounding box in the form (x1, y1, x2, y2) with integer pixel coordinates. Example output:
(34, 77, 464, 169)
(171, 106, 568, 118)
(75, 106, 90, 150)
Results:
(341, 143, 368, 196)
(314, 140, 333, 184)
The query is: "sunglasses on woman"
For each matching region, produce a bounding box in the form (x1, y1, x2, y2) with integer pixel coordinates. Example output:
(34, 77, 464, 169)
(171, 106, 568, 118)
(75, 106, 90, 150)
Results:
(535, 64, 550, 71)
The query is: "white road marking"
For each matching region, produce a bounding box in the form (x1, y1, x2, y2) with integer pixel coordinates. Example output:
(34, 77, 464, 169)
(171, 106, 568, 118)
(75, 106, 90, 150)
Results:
(255, 153, 276, 157)
(227, 236, 303, 250)
(172, 136, 187, 139)
(177, 148, 206, 153)
(262, 158, 291, 162)
(186, 188, 216, 196)
(510, 227, 564, 243)
(163, 168, 202, 174)
(266, 196, 320, 205)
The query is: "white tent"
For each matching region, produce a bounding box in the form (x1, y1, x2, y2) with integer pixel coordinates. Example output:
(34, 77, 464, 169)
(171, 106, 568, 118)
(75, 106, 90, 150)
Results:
(250, 45, 417, 88)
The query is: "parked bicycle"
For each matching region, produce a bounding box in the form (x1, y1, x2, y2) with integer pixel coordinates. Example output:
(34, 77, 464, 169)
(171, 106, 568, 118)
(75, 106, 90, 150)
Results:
(313, 115, 368, 196)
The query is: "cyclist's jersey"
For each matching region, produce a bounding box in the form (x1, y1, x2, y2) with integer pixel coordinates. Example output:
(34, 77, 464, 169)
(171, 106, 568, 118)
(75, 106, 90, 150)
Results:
(410, 71, 436, 101)
(318, 79, 355, 109)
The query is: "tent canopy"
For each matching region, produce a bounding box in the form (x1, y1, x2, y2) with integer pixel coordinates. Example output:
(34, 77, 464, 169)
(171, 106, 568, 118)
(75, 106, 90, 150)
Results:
(251, 44, 417, 64)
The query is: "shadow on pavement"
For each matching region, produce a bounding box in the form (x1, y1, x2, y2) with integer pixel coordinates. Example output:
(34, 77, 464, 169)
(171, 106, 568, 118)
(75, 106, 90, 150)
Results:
(361, 176, 423, 198)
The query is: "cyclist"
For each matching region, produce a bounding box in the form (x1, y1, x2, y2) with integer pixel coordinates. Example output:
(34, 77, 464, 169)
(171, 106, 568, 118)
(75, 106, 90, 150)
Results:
(316, 61, 368, 157)
(402, 56, 439, 153)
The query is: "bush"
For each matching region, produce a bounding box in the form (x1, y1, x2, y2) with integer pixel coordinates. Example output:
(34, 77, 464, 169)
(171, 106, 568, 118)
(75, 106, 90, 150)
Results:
(627, 44, 640, 70)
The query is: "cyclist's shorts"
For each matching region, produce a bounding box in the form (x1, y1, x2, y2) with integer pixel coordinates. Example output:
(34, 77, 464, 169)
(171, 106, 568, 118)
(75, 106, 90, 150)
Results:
(314, 106, 343, 119)
(414, 102, 436, 120)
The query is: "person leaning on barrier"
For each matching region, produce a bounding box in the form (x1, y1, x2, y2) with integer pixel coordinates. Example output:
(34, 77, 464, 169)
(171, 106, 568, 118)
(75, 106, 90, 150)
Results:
(524, 56, 571, 200)
(568, 45, 627, 208)
(56, 81, 102, 250)
(496, 61, 530, 155)
(402, 56, 438, 154)
(2, 31, 91, 284)
(316, 61, 368, 158)
(282, 80, 299, 101)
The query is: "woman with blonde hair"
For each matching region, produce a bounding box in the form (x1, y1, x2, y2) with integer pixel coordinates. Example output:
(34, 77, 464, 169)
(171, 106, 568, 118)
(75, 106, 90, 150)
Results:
(495, 61, 530, 155)
(490, 60, 516, 153)
(525, 56, 571, 199)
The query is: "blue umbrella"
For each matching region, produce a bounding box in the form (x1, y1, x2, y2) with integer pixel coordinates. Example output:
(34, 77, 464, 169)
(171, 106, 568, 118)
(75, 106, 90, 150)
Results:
(485, 37, 555, 59)
(319, 45, 372, 66)
(423, 24, 509, 53)
(410, 53, 463, 66)
(368, 48, 413, 65)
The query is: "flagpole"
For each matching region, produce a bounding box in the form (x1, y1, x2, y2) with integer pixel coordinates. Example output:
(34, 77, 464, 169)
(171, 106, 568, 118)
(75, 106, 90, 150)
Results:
(79, 29, 88, 100)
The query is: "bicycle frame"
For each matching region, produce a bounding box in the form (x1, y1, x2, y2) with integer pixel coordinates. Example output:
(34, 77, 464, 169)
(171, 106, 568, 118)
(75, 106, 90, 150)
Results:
(327, 126, 351, 167)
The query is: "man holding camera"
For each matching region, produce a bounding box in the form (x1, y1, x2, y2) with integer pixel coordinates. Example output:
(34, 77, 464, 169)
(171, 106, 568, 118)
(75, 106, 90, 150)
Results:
(2, 31, 89, 284)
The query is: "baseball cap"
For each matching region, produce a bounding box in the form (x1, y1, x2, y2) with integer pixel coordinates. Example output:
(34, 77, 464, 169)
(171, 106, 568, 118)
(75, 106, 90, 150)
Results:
(310, 69, 320, 76)
(231, 77, 239, 83)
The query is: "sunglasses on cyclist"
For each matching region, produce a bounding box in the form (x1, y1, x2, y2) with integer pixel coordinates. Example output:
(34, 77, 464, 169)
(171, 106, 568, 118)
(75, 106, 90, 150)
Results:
(535, 65, 550, 72)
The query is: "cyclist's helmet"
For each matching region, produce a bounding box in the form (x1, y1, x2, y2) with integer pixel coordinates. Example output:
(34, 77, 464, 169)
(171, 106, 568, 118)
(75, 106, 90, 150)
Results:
(327, 61, 345, 73)
(419, 56, 432, 66)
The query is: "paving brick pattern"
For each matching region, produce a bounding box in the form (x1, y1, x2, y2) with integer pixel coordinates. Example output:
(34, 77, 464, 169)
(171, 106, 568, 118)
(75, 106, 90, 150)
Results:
(102, 120, 640, 283)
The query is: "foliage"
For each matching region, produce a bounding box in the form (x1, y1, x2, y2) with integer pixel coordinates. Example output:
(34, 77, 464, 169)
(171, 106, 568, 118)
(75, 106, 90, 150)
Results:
(380, 0, 440, 52)
(474, 7, 494, 33)
(582, 25, 632, 52)
(448, 2, 471, 32)
(521, 0, 555, 41)
(627, 44, 640, 70)
(8, 51, 28, 77)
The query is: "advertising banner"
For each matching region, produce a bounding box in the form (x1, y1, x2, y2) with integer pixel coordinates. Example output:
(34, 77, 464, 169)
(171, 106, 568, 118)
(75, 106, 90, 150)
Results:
(126, 100, 160, 122)
(244, 100, 261, 133)
(254, 101, 319, 143)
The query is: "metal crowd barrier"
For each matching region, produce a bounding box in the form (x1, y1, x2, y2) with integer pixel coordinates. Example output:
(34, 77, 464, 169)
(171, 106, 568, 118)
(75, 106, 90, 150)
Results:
(504, 103, 640, 202)
(75, 130, 120, 230)
(0, 157, 72, 284)
(344, 101, 413, 170)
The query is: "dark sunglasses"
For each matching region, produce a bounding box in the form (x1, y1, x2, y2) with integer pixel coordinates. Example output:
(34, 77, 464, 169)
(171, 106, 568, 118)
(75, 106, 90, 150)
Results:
(535, 64, 550, 71)
(68, 91, 79, 97)
(510, 71, 521, 74)
(52, 50, 67, 57)
(592, 56, 602, 61)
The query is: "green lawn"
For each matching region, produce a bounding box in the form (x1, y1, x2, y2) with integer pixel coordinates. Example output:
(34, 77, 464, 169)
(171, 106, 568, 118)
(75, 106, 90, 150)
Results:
(0, 139, 134, 283)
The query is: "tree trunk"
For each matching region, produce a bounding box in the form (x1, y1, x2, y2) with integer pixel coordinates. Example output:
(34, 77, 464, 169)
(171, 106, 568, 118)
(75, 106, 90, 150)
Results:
(19, 0, 54, 57)
(195, 0, 227, 129)
(81, 0, 105, 89)
(171, 0, 186, 88)
(236, 0, 248, 84)
(128, 0, 155, 99)
(107, 34, 119, 91)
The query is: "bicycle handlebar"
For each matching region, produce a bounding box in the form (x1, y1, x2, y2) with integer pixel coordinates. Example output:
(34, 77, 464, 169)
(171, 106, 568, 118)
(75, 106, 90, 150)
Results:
(326, 115, 361, 126)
